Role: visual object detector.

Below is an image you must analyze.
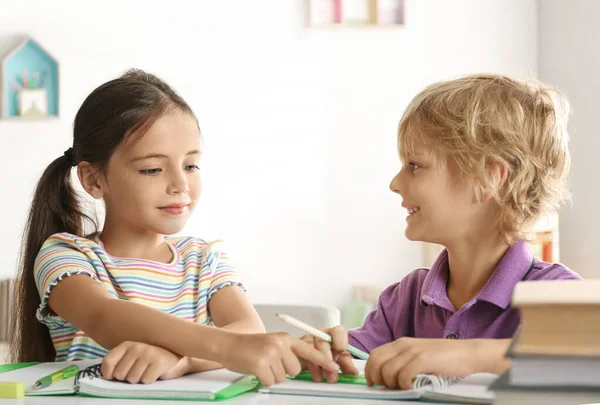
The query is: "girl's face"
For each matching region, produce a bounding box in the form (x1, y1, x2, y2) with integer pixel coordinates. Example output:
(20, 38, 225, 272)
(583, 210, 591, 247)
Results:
(99, 111, 202, 236)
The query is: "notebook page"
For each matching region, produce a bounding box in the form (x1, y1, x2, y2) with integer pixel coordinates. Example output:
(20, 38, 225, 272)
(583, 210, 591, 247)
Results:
(0, 361, 98, 396)
(259, 359, 424, 401)
(421, 373, 497, 405)
(78, 368, 246, 399)
(259, 378, 425, 400)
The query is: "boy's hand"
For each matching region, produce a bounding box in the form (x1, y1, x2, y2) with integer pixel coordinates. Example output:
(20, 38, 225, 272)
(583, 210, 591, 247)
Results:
(101, 341, 191, 384)
(301, 326, 359, 383)
(219, 332, 341, 387)
(365, 338, 508, 390)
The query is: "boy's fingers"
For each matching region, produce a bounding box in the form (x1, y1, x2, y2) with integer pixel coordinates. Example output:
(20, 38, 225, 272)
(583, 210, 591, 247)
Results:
(329, 326, 349, 352)
(337, 352, 359, 375)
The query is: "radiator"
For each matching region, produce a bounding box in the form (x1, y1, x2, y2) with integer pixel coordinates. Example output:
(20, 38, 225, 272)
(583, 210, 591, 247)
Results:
(0, 279, 14, 343)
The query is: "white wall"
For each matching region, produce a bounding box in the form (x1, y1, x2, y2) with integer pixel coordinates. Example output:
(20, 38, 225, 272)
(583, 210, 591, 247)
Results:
(538, 1, 599, 279)
(0, 0, 537, 308)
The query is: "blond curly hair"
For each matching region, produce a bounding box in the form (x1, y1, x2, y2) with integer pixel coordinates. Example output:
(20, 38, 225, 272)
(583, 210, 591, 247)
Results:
(398, 74, 571, 243)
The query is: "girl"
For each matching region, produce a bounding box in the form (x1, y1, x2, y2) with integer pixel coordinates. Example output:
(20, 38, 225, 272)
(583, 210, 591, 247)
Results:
(303, 74, 582, 389)
(10, 69, 339, 386)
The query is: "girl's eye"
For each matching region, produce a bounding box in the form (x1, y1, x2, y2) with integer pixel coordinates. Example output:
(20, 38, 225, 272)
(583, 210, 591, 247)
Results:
(185, 165, 200, 172)
(140, 168, 162, 175)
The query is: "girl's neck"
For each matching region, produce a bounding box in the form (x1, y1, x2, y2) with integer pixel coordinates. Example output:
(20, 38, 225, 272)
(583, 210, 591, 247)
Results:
(445, 232, 510, 310)
(98, 220, 172, 264)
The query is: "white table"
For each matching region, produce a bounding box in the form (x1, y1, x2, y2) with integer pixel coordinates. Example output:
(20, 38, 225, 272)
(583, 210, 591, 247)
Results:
(0, 393, 456, 404)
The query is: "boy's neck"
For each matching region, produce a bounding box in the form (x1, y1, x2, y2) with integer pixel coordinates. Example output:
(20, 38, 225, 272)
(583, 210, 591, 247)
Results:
(98, 221, 171, 263)
(445, 233, 510, 310)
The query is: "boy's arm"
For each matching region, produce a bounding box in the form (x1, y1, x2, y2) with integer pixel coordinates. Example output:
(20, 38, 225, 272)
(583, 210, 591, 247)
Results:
(474, 338, 511, 374)
(348, 281, 406, 353)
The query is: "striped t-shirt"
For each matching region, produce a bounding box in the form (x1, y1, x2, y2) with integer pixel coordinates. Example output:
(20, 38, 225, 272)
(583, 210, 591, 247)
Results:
(34, 232, 242, 361)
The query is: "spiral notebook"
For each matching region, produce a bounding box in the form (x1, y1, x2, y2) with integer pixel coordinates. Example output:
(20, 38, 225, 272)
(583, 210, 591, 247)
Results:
(0, 361, 258, 400)
(259, 360, 497, 404)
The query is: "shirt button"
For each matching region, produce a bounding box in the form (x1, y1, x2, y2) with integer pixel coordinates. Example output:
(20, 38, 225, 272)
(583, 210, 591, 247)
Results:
(446, 332, 458, 339)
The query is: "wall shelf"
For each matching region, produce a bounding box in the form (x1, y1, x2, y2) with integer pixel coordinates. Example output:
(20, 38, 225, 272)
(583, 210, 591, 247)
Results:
(0, 37, 59, 120)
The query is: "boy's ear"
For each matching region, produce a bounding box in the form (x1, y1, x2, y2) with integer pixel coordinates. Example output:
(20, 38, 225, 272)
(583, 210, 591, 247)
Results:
(77, 162, 105, 200)
(479, 159, 509, 203)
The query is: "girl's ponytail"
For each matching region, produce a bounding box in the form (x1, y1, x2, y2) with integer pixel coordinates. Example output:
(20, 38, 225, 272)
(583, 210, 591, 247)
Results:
(10, 149, 95, 362)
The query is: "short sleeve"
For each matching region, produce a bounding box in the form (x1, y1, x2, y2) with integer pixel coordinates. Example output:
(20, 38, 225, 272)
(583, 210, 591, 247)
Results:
(348, 283, 398, 353)
(202, 243, 244, 300)
(34, 234, 100, 324)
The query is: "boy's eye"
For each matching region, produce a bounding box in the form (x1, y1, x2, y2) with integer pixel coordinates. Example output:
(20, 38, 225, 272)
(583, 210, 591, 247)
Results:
(140, 168, 162, 175)
(185, 165, 200, 172)
(408, 162, 421, 171)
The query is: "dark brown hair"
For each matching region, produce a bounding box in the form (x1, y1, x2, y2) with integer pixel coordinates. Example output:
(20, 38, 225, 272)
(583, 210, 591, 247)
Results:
(10, 69, 197, 362)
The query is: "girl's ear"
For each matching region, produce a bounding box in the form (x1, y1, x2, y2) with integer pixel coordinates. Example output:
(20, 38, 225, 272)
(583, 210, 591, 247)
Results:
(479, 159, 509, 203)
(77, 162, 105, 199)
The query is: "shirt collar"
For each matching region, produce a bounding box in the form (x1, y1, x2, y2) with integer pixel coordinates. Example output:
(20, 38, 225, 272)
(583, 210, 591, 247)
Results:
(420, 240, 534, 310)
(477, 240, 534, 309)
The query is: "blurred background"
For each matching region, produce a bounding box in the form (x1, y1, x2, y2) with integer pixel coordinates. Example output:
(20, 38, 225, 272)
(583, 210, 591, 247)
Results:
(0, 0, 596, 333)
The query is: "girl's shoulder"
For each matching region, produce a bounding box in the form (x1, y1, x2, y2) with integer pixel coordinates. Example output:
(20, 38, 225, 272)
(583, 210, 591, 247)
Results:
(41, 232, 99, 251)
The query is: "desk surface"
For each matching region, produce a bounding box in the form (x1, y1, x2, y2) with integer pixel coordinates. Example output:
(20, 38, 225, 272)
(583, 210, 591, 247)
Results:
(0, 393, 456, 404)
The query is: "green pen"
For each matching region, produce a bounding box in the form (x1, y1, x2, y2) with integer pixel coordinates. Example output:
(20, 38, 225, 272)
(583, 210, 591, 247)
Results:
(31, 365, 79, 390)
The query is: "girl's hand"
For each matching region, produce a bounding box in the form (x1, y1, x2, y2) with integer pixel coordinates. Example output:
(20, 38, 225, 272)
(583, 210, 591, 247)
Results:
(219, 332, 341, 386)
(300, 326, 359, 383)
(365, 338, 510, 389)
(101, 341, 191, 384)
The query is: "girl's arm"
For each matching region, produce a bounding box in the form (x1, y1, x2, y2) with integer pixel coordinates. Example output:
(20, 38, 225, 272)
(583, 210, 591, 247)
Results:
(208, 286, 266, 333)
(179, 286, 267, 373)
(48, 275, 232, 362)
(50, 274, 340, 383)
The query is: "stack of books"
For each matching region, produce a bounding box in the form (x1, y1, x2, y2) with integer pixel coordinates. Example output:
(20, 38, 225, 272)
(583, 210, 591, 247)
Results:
(492, 279, 600, 404)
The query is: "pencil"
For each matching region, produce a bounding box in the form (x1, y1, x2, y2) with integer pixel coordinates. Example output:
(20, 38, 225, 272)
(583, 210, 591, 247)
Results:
(277, 313, 370, 360)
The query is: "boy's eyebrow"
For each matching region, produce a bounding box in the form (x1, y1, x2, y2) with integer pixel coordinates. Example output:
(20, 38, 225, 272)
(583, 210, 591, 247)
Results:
(130, 150, 201, 162)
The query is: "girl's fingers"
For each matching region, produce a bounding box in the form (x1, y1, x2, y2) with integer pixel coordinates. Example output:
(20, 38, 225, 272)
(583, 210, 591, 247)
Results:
(124, 358, 150, 384)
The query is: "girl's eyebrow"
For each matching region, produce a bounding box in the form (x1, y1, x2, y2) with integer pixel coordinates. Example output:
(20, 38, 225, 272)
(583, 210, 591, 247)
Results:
(130, 150, 201, 162)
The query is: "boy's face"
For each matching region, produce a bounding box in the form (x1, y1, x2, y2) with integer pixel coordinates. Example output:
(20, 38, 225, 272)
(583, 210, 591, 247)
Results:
(99, 111, 202, 236)
(390, 140, 490, 246)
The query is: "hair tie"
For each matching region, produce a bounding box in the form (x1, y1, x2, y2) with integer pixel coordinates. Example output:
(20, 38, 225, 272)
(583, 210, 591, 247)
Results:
(63, 148, 76, 167)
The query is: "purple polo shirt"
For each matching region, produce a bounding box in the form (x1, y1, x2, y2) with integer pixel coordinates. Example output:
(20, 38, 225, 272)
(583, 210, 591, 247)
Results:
(348, 240, 582, 353)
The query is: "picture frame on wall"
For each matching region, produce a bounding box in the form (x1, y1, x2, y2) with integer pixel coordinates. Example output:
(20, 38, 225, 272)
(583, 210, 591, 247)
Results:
(309, 0, 404, 27)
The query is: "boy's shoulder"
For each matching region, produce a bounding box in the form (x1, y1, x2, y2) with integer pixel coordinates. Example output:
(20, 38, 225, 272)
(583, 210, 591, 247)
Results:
(526, 259, 582, 281)
(379, 267, 431, 304)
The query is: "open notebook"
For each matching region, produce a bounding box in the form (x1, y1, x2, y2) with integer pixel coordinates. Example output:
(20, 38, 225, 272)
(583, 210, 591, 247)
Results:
(0, 361, 257, 400)
(259, 360, 497, 404)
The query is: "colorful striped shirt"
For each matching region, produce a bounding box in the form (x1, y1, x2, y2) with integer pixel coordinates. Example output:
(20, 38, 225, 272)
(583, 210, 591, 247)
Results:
(34, 232, 242, 361)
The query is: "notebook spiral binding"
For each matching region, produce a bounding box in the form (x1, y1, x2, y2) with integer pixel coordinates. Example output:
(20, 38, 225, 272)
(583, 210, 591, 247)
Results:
(413, 374, 462, 390)
(74, 363, 102, 385)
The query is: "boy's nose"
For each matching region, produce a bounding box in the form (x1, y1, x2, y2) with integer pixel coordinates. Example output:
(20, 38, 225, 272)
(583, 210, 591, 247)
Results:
(390, 171, 402, 194)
